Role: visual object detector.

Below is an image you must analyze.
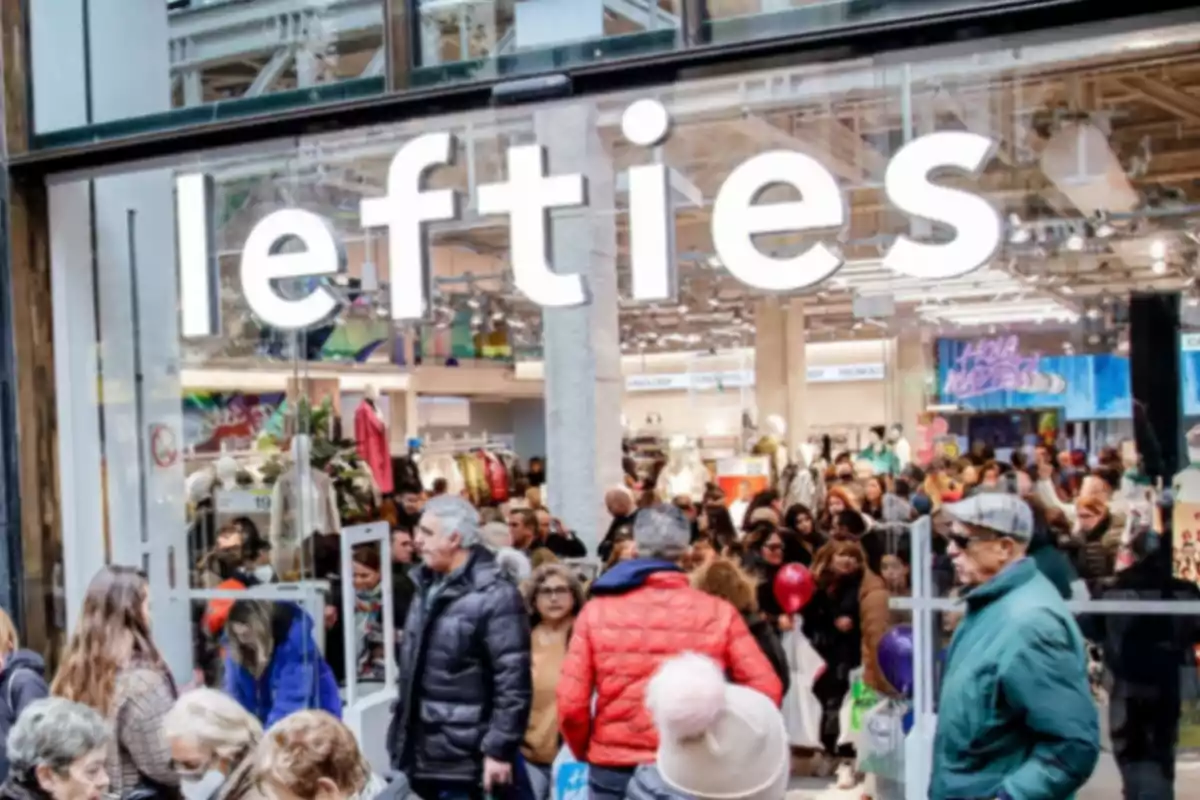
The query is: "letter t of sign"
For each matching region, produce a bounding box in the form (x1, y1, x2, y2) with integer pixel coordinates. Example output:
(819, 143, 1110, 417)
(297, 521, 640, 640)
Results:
(477, 145, 589, 307)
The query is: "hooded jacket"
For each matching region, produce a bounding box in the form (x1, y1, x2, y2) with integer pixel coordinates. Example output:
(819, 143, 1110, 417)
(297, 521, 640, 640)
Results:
(388, 546, 531, 785)
(930, 558, 1099, 800)
(0, 652, 47, 782)
(225, 603, 342, 726)
(557, 560, 782, 769)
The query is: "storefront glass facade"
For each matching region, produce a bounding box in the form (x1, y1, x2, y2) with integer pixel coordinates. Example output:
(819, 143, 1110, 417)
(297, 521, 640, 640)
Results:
(36, 7, 1200, 797)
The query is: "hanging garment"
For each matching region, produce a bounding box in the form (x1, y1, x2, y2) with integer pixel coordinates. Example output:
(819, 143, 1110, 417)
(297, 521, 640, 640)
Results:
(457, 453, 491, 506)
(480, 450, 510, 503)
(393, 455, 424, 494)
(420, 454, 465, 496)
(354, 400, 394, 495)
(269, 468, 341, 563)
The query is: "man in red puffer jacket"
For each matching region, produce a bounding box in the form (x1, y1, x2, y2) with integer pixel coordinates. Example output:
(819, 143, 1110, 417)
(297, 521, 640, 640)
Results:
(557, 504, 783, 800)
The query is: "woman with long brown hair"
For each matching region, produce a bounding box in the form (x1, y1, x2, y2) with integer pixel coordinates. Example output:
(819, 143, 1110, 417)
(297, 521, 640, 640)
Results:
(804, 539, 892, 788)
(51, 566, 180, 800)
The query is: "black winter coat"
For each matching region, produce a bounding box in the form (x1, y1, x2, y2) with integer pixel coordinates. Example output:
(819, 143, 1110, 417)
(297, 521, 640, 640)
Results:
(388, 546, 532, 784)
(0, 651, 48, 782)
(745, 613, 790, 697)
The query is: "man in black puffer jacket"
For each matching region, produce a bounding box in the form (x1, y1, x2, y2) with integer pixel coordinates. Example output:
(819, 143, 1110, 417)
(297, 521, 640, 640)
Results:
(388, 495, 532, 800)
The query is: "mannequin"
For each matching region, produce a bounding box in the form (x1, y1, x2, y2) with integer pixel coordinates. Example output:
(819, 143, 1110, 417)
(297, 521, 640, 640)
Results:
(355, 384, 394, 495)
(655, 435, 710, 501)
(270, 434, 342, 574)
(888, 424, 912, 471)
(752, 414, 790, 487)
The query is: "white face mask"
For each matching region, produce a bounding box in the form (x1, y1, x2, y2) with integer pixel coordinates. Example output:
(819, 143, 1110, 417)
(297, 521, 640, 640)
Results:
(180, 771, 224, 800)
(253, 565, 275, 583)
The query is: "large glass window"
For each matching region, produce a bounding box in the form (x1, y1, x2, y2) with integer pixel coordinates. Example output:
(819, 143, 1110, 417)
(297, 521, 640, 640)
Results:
(29, 0, 390, 148)
(409, 0, 683, 87)
(703, 0, 1008, 44)
(43, 13, 1200, 795)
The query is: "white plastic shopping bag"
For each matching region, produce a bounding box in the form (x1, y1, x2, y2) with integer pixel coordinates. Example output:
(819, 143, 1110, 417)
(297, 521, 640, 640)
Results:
(551, 744, 588, 800)
(779, 623, 826, 748)
(857, 699, 907, 783)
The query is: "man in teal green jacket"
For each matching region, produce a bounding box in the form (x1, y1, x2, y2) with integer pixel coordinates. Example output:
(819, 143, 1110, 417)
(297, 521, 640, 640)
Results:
(931, 493, 1099, 800)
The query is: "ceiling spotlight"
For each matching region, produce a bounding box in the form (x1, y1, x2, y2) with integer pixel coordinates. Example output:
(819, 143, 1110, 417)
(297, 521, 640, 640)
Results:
(706, 256, 723, 269)
(1065, 233, 1085, 252)
(466, 297, 481, 310)
(1085, 308, 1101, 320)
(1189, 296, 1199, 308)
(470, 313, 483, 327)
(1094, 221, 1115, 238)
(1150, 240, 1168, 260)
(1152, 259, 1168, 275)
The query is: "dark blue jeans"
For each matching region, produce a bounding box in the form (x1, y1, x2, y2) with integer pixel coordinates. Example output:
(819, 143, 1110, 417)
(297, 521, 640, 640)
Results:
(588, 766, 635, 800)
(410, 782, 482, 800)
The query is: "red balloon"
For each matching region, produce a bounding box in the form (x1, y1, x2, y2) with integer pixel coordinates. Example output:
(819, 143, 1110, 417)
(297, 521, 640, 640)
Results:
(773, 563, 816, 614)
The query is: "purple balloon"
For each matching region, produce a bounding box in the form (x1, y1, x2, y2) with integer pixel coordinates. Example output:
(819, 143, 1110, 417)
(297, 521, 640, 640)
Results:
(878, 625, 914, 696)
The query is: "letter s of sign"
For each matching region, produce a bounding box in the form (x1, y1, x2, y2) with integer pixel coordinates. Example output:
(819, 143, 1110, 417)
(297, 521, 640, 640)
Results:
(710, 150, 846, 292)
(240, 209, 346, 331)
(883, 131, 1001, 280)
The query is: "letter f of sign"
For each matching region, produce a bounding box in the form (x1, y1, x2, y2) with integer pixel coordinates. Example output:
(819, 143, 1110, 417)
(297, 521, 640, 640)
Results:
(361, 132, 460, 320)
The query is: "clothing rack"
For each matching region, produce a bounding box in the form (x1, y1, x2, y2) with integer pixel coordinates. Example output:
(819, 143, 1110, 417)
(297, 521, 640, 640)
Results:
(420, 432, 515, 454)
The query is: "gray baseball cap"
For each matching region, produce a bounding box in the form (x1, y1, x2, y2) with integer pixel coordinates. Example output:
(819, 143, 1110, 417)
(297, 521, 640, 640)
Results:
(943, 493, 1034, 542)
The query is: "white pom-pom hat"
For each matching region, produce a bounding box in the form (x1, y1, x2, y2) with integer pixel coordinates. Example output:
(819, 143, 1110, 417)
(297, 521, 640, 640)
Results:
(646, 653, 789, 800)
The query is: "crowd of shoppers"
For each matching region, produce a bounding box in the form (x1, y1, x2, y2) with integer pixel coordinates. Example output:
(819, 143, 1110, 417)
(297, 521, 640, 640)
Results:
(6, 433, 1188, 800)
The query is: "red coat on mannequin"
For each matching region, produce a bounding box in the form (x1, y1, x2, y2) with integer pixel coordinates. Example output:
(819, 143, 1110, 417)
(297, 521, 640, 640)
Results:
(355, 399, 393, 495)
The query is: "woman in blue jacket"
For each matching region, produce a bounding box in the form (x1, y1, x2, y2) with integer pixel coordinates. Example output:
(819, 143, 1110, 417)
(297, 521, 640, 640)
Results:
(224, 600, 342, 726)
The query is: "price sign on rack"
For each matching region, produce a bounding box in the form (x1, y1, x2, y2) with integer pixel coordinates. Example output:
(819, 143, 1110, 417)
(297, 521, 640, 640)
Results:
(215, 489, 273, 515)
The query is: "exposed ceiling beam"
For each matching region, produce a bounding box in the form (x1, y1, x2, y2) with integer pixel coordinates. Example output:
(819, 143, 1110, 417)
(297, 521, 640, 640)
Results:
(1114, 76, 1200, 125)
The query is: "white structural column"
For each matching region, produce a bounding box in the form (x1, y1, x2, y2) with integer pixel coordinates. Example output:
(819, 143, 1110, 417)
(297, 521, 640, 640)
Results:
(754, 298, 808, 456)
(538, 103, 623, 553)
(894, 328, 933, 439)
(784, 299, 808, 456)
(36, 0, 191, 679)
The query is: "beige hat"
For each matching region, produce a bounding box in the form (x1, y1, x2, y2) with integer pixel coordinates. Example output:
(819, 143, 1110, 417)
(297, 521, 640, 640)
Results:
(647, 653, 789, 800)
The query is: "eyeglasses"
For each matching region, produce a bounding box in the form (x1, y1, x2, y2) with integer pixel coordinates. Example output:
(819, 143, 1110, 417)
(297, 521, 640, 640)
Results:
(537, 586, 572, 598)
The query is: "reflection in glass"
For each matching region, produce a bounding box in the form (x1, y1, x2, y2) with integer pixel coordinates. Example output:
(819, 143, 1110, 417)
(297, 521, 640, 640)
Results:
(703, 0, 1007, 43)
(170, 0, 386, 107)
(410, 0, 682, 85)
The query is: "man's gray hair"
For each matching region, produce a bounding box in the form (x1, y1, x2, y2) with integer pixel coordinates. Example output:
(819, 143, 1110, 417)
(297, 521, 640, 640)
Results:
(7, 697, 109, 780)
(423, 494, 482, 547)
(633, 504, 690, 561)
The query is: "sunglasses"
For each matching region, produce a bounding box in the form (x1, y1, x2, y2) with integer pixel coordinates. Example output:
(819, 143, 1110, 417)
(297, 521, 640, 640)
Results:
(948, 530, 1005, 551)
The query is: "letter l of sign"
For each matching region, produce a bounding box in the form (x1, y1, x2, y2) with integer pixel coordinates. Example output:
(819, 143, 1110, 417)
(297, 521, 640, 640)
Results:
(177, 173, 219, 338)
(361, 132, 460, 321)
